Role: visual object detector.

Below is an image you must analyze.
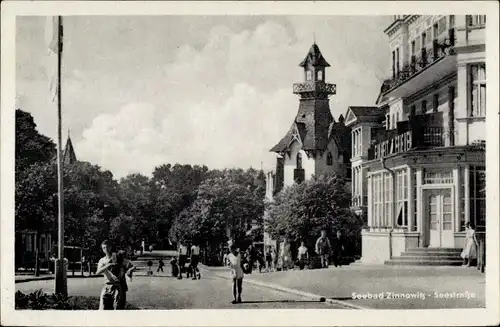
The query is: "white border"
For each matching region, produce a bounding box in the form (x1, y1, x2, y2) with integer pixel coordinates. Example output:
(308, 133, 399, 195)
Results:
(2, 1, 499, 326)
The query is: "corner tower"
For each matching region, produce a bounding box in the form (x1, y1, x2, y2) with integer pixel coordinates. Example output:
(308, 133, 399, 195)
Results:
(270, 43, 346, 188)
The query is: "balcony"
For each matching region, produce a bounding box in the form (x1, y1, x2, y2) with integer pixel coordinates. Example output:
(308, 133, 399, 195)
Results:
(381, 31, 457, 99)
(293, 81, 336, 97)
(367, 114, 445, 160)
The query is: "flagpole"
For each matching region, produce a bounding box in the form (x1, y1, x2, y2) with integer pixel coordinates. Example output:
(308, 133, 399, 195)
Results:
(54, 15, 67, 296)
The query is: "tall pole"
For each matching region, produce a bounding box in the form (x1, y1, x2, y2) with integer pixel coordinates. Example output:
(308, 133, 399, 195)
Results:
(54, 15, 67, 296)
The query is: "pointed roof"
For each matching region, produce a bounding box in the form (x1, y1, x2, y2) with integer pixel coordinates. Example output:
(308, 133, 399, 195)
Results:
(63, 133, 77, 165)
(299, 43, 330, 67)
(344, 106, 386, 127)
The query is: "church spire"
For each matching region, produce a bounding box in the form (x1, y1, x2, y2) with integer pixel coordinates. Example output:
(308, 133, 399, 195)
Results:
(63, 132, 77, 165)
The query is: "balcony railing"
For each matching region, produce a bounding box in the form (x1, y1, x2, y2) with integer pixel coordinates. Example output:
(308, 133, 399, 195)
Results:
(367, 124, 444, 160)
(293, 81, 336, 95)
(382, 30, 456, 94)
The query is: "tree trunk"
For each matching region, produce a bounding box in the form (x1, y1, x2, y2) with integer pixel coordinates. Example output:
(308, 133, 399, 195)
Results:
(34, 232, 40, 276)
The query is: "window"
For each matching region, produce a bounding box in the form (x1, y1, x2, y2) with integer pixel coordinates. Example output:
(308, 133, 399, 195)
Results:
(373, 174, 383, 227)
(392, 51, 396, 77)
(296, 153, 302, 169)
(386, 114, 391, 130)
(326, 152, 333, 166)
(410, 105, 416, 117)
(469, 63, 486, 117)
(306, 70, 312, 81)
(415, 36, 421, 53)
(449, 15, 455, 28)
(384, 173, 392, 227)
(421, 100, 427, 113)
(412, 170, 418, 231)
(433, 23, 439, 39)
(469, 15, 486, 26)
(396, 48, 400, 74)
(469, 166, 486, 230)
(318, 70, 323, 81)
(396, 169, 408, 227)
(421, 32, 427, 49)
(423, 168, 453, 184)
(438, 17, 447, 35)
(411, 41, 416, 56)
(433, 93, 439, 112)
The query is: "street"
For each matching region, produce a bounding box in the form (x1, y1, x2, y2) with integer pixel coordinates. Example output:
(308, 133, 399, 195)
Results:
(15, 269, 340, 309)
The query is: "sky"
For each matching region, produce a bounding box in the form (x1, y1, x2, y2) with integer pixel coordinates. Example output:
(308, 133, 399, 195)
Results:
(16, 15, 391, 179)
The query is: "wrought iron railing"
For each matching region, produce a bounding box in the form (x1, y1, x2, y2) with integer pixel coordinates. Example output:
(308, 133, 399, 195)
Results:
(381, 29, 456, 94)
(293, 81, 336, 95)
(367, 126, 444, 160)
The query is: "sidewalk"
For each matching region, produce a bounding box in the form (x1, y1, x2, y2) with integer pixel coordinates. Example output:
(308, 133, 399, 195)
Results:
(202, 263, 485, 309)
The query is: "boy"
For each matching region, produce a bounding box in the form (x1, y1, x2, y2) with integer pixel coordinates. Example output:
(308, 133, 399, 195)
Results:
(297, 241, 309, 270)
(227, 244, 244, 304)
(315, 230, 331, 268)
(96, 241, 134, 310)
(177, 242, 188, 280)
(190, 243, 201, 280)
(157, 259, 164, 273)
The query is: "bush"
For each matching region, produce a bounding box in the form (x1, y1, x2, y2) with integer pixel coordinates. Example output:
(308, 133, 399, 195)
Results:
(15, 290, 138, 310)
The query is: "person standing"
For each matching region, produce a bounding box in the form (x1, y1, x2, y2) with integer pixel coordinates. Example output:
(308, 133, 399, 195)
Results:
(265, 247, 273, 272)
(297, 241, 309, 270)
(96, 241, 134, 310)
(331, 231, 345, 267)
(190, 242, 201, 280)
(157, 259, 164, 273)
(279, 238, 291, 271)
(177, 242, 188, 280)
(227, 244, 244, 304)
(315, 230, 332, 269)
(461, 222, 479, 267)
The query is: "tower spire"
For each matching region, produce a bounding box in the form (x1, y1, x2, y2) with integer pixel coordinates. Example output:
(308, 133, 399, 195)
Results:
(313, 32, 316, 44)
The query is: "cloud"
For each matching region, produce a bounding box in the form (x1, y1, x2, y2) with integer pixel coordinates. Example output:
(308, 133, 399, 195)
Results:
(18, 17, 389, 178)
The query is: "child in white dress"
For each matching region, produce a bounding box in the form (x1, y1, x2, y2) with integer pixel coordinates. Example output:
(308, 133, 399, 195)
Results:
(227, 244, 244, 304)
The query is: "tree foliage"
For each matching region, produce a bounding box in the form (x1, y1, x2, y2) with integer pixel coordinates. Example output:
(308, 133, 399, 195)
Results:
(265, 174, 363, 253)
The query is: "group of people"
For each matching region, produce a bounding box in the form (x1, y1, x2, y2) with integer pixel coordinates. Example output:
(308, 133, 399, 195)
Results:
(234, 229, 345, 273)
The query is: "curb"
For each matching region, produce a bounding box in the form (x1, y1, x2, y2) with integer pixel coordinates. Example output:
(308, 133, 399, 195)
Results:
(199, 265, 367, 310)
(15, 274, 102, 284)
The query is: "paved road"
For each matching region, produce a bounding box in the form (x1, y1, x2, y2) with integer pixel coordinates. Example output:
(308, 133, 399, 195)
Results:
(15, 269, 338, 309)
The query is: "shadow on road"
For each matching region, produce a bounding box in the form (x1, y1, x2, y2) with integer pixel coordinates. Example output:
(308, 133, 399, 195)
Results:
(329, 297, 356, 301)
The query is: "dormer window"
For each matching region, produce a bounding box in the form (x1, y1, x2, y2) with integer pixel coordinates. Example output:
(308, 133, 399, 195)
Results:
(317, 70, 323, 81)
(306, 71, 312, 81)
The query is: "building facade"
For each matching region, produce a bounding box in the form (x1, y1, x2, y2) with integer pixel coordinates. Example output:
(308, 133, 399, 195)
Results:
(264, 43, 352, 247)
(345, 15, 486, 263)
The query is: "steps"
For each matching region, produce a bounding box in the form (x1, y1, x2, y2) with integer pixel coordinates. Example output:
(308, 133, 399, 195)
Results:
(385, 248, 463, 266)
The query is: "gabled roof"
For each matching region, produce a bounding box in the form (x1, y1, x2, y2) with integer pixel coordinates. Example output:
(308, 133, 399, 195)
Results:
(299, 43, 330, 68)
(344, 106, 386, 127)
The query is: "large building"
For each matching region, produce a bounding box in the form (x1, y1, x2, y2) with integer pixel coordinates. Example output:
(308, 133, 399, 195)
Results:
(264, 43, 352, 247)
(345, 15, 486, 263)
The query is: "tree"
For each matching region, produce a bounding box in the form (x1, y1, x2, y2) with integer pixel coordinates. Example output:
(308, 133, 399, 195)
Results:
(118, 173, 152, 248)
(265, 174, 363, 257)
(15, 109, 56, 174)
(150, 164, 210, 247)
(15, 109, 57, 274)
(169, 174, 265, 259)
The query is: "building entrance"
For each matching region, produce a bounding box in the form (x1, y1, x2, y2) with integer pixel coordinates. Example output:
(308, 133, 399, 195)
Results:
(425, 188, 454, 247)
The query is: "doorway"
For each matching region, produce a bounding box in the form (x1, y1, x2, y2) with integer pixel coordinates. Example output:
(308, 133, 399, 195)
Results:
(425, 188, 454, 247)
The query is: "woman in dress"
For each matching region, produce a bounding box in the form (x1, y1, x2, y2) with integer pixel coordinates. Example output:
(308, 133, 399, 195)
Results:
(461, 222, 479, 267)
